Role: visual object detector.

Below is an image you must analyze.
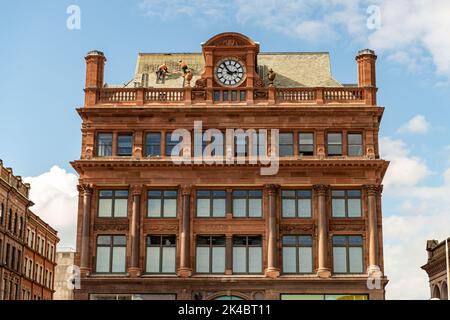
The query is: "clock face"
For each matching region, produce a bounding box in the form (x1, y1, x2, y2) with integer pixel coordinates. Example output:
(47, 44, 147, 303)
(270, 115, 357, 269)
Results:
(215, 59, 246, 87)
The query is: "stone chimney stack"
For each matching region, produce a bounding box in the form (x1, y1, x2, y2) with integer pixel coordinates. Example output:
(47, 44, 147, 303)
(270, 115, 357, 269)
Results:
(84, 50, 106, 106)
(356, 49, 377, 88)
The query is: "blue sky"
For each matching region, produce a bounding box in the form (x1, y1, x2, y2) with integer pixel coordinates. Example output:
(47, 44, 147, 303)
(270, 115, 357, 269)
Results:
(1, 0, 450, 299)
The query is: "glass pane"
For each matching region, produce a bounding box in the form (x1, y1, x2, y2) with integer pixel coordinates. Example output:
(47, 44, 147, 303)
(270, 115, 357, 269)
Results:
(115, 190, 128, 198)
(249, 247, 262, 273)
(298, 199, 311, 218)
(282, 199, 296, 218)
(196, 247, 210, 273)
(348, 134, 362, 145)
(328, 145, 342, 156)
(328, 133, 342, 144)
(162, 247, 176, 273)
(283, 247, 296, 273)
(212, 247, 225, 273)
(96, 247, 110, 273)
(148, 191, 162, 197)
(164, 199, 177, 217)
(279, 133, 293, 144)
(196, 236, 210, 246)
(112, 247, 126, 273)
(233, 199, 246, 217)
(148, 199, 161, 217)
(348, 145, 363, 156)
(299, 133, 314, 144)
(332, 199, 346, 217)
(233, 190, 247, 197)
(99, 190, 113, 197)
(97, 236, 111, 245)
(197, 199, 210, 217)
(165, 191, 178, 198)
(332, 190, 345, 197)
(249, 199, 262, 217)
(232, 247, 246, 273)
(281, 295, 324, 301)
(299, 247, 313, 273)
(117, 135, 133, 156)
(333, 247, 347, 273)
(299, 236, 313, 246)
(299, 145, 314, 155)
(333, 236, 347, 246)
(146, 247, 160, 273)
(212, 199, 226, 217)
(348, 199, 362, 217)
(98, 199, 112, 217)
(279, 145, 294, 157)
(113, 236, 126, 246)
(349, 247, 363, 273)
(147, 236, 160, 246)
(348, 190, 361, 197)
(197, 190, 210, 197)
(282, 236, 297, 246)
(349, 236, 363, 246)
(282, 190, 295, 198)
(114, 199, 128, 217)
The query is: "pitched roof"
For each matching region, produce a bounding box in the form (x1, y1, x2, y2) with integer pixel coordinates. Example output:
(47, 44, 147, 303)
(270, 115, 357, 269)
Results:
(124, 52, 341, 88)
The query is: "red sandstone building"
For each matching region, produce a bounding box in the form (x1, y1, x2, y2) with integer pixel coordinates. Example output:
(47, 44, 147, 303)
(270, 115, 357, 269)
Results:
(72, 32, 389, 300)
(0, 160, 59, 300)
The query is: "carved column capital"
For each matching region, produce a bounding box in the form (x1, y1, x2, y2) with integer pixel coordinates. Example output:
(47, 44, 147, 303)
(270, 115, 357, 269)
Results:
(265, 184, 280, 195)
(363, 184, 382, 196)
(313, 184, 329, 196)
(131, 185, 143, 196)
(78, 184, 93, 196)
(179, 184, 192, 196)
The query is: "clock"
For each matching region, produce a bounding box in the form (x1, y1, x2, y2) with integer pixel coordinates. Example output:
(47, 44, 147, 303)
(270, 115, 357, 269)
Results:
(215, 58, 246, 87)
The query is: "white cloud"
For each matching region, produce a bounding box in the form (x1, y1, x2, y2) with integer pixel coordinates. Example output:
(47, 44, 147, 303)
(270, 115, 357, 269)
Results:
(397, 115, 430, 134)
(24, 166, 78, 248)
(139, 0, 450, 80)
(380, 137, 431, 187)
(381, 138, 450, 299)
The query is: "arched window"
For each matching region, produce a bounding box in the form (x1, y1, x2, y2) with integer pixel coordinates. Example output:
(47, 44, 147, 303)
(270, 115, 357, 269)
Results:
(214, 296, 245, 300)
(432, 285, 441, 299)
(441, 282, 448, 300)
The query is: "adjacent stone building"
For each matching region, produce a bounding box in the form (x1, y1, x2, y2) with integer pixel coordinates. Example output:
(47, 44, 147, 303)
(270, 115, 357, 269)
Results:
(72, 32, 389, 300)
(0, 160, 59, 300)
(422, 239, 450, 300)
(54, 248, 75, 300)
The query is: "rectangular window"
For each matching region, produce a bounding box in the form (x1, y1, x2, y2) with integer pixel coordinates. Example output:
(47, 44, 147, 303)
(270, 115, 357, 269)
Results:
(232, 236, 262, 274)
(165, 132, 181, 156)
(196, 190, 226, 218)
(146, 236, 176, 274)
(117, 134, 133, 156)
(240, 91, 246, 101)
(348, 133, 363, 156)
(147, 190, 178, 218)
(299, 133, 314, 156)
(327, 133, 342, 156)
(279, 133, 294, 157)
(232, 190, 262, 218)
(145, 133, 161, 157)
(95, 235, 126, 274)
(223, 91, 229, 102)
(281, 190, 312, 218)
(231, 91, 238, 101)
(333, 236, 364, 274)
(97, 133, 113, 157)
(234, 135, 248, 157)
(213, 90, 220, 102)
(98, 190, 128, 218)
(332, 190, 362, 218)
(282, 235, 313, 274)
(196, 236, 226, 274)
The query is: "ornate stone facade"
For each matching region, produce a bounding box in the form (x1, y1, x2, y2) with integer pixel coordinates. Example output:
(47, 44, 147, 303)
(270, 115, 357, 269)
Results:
(72, 33, 389, 300)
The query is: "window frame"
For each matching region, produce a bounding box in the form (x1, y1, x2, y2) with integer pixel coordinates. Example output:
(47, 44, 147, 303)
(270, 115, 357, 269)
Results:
(299, 132, 315, 156)
(97, 190, 129, 218)
(279, 132, 294, 157)
(196, 190, 227, 218)
(327, 132, 343, 156)
(96, 132, 113, 157)
(195, 235, 226, 274)
(147, 190, 178, 218)
(347, 132, 364, 157)
(232, 190, 263, 218)
(116, 133, 134, 156)
(282, 235, 314, 274)
(331, 190, 362, 218)
(95, 235, 127, 274)
(145, 235, 177, 274)
(281, 190, 312, 218)
(232, 235, 263, 274)
(332, 235, 364, 274)
(145, 132, 162, 157)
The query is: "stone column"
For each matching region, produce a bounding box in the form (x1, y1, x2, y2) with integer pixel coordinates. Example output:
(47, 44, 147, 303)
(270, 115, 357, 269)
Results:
(79, 184, 93, 274)
(314, 185, 331, 278)
(178, 185, 192, 277)
(365, 185, 381, 275)
(128, 185, 142, 277)
(265, 184, 280, 278)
